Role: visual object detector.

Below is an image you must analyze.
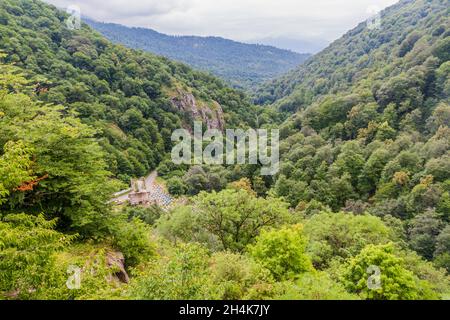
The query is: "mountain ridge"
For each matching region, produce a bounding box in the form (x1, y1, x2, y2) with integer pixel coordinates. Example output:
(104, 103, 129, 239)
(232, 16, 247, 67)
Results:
(255, 0, 449, 110)
(84, 18, 311, 90)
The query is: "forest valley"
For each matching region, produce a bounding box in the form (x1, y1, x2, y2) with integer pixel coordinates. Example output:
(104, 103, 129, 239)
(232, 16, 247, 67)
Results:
(0, 0, 449, 300)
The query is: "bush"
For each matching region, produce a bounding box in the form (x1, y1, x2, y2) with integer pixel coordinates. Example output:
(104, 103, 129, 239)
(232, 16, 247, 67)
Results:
(129, 243, 220, 299)
(124, 205, 163, 225)
(110, 215, 155, 267)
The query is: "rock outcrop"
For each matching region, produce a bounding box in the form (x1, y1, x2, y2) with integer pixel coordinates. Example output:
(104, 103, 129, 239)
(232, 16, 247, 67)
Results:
(106, 251, 130, 284)
(170, 89, 225, 131)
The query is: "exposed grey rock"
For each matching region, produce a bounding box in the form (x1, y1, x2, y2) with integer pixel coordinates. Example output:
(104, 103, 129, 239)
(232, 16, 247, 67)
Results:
(170, 89, 225, 131)
(106, 251, 130, 284)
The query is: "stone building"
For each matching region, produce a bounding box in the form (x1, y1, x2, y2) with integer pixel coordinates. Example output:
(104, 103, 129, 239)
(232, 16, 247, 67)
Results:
(128, 178, 151, 205)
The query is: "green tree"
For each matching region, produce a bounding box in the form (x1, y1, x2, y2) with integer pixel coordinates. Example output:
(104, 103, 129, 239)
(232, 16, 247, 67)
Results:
(273, 175, 308, 207)
(248, 225, 313, 281)
(0, 141, 34, 205)
(408, 209, 445, 260)
(194, 189, 291, 252)
(110, 215, 155, 267)
(0, 61, 118, 236)
(124, 204, 163, 225)
(167, 176, 188, 196)
(342, 243, 437, 300)
(0, 214, 72, 299)
(304, 212, 397, 269)
(434, 225, 450, 272)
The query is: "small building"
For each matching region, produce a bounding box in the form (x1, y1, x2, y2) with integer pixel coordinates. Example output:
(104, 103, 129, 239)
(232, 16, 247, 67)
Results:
(128, 178, 151, 205)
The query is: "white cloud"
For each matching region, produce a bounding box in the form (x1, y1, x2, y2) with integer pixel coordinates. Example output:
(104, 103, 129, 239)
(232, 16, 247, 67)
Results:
(44, 0, 398, 52)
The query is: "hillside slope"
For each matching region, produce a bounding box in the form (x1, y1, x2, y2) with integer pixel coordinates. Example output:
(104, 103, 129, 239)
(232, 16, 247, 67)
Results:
(85, 18, 310, 90)
(265, 0, 449, 242)
(0, 0, 257, 182)
(256, 0, 449, 111)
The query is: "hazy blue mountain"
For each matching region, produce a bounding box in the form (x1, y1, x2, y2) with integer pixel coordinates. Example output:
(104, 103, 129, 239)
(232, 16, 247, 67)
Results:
(250, 36, 329, 54)
(85, 18, 311, 90)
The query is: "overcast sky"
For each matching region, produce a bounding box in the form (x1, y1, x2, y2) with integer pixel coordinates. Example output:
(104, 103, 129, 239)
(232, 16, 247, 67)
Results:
(44, 0, 398, 53)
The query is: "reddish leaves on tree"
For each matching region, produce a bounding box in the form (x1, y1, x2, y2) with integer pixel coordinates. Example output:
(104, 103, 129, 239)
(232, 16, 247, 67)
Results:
(15, 174, 49, 192)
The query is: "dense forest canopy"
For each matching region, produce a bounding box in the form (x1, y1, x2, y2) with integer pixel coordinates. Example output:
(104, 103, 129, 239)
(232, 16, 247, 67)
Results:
(0, 0, 261, 183)
(264, 0, 449, 218)
(0, 0, 449, 301)
(85, 18, 311, 91)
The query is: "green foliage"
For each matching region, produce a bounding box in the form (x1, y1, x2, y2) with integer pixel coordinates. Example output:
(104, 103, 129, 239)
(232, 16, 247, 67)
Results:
(0, 214, 72, 299)
(0, 0, 258, 182)
(166, 176, 188, 196)
(109, 215, 155, 267)
(156, 205, 222, 249)
(0, 60, 117, 237)
(157, 189, 291, 252)
(295, 199, 331, 217)
(256, 0, 449, 107)
(194, 189, 291, 251)
(408, 209, 445, 260)
(0, 141, 34, 204)
(264, 2, 450, 243)
(129, 243, 220, 300)
(342, 243, 438, 300)
(123, 204, 163, 225)
(53, 244, 131, 300)
(248, 225, 313, 281)
(303, 212, 397, 269)
(0, 0, 449, 301)
(434, 225, 450, 272)
(273, 273, 358, 300)
(399, 249, 450, 298)
(209, 251, 272, 300)
(183, 165, 229, 196)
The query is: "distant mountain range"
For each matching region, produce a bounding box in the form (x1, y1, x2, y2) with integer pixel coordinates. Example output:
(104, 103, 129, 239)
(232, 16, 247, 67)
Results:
(84, 18, 311, 90)
(249, 36, 329, 54)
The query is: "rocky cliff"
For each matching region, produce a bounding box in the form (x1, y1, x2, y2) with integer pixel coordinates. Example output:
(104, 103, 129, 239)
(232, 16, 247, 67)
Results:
(170, 89, 225, 131)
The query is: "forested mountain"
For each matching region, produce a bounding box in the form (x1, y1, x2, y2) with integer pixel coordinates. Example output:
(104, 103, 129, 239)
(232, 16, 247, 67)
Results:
(256, 0, 449, 110)
(85, 18, 311, 90)
(260, 0, 449, 206)
(260, 0, 450, 280)
(0, 0, 449, 301)
(0, 0, 259, 183)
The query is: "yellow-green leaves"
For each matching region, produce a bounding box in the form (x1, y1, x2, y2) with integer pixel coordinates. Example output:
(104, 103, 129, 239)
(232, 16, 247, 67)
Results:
(248, 225, 313, 281)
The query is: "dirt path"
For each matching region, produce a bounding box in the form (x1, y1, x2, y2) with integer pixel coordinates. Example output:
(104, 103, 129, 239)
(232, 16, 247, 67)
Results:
(144, 171, 158, 191)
